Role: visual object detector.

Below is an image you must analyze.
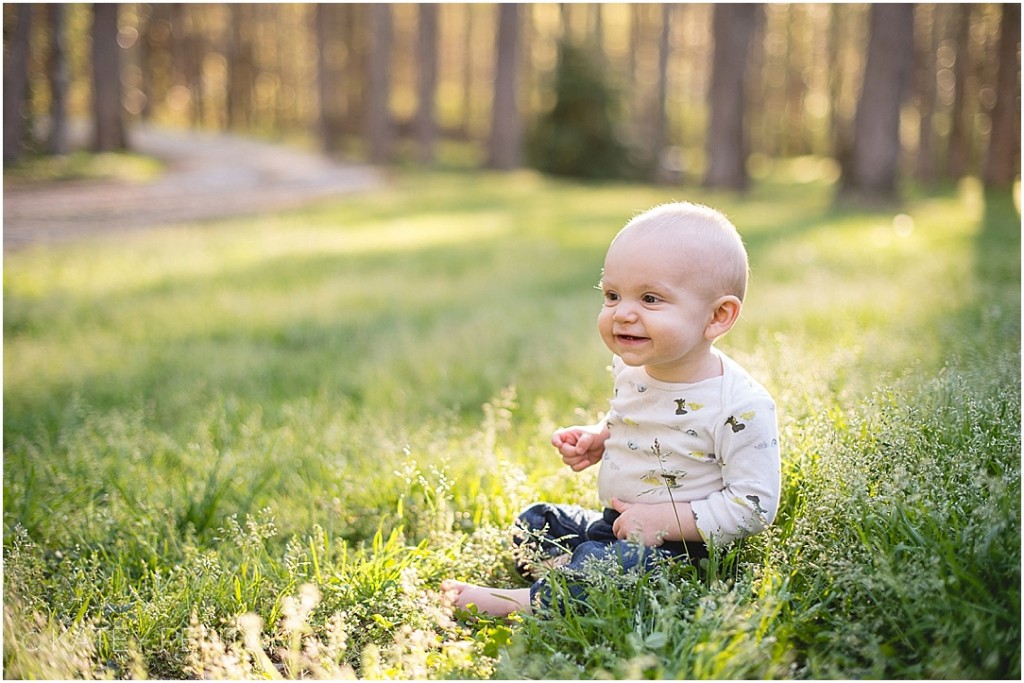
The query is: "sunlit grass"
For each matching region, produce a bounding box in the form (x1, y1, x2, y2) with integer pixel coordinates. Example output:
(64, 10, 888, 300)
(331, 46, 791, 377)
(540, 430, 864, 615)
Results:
(3, 168, 1020, 678)
(3, 150, 165, 184)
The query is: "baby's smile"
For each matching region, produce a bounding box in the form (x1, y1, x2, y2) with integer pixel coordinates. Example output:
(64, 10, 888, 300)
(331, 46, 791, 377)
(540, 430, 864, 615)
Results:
(616, 333, 649, 343)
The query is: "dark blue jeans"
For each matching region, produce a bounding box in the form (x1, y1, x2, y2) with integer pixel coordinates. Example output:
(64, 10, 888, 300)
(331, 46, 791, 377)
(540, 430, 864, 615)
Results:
(514, 502, 708, 611)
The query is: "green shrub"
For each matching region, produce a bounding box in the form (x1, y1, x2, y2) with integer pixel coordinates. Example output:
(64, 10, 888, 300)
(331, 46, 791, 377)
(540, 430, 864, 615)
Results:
(527, 42, 637, 180)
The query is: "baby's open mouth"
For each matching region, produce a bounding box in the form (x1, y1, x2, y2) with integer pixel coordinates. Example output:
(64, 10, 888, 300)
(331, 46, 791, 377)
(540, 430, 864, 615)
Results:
(616, 334, 648, 342)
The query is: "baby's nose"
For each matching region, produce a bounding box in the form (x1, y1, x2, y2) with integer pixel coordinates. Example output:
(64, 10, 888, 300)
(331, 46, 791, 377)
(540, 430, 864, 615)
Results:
(613, 302, 639, 322)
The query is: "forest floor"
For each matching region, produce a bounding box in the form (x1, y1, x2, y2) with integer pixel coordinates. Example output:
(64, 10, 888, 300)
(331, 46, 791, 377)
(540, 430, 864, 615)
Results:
(3, 124, 386, 251)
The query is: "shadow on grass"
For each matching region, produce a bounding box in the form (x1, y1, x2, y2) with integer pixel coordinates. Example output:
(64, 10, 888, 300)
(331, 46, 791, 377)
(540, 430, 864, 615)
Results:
(3, 235, 607, 441)
(951, 187, 1021, 365)
(978, 188, 1022, 289)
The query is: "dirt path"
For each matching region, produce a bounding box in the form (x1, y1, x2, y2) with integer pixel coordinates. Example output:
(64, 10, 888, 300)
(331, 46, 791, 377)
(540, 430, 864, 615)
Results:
(3, 124, 386, 251)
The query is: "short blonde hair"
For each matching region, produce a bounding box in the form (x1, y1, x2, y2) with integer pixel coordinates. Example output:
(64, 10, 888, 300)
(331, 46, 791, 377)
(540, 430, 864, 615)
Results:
(613, 202, 749, 301)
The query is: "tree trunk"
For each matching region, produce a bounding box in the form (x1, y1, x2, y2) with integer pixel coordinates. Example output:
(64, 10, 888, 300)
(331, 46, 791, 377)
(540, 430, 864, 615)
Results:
(486, 3, 521, 170)
(365, 3, 393, 163)
(827, 5, 846, 160)
(914, 5, 938, 186)
(590, 4, 604, 69)
(623, 6, 640, 136)
(460, 5, 474, 137)
(704, 3, 760, 191)
(47, 4, 70, 155)
(187, 9, 206, 128)
(946, 4, 972, 180)
(651, 4, 672, 183)
(315, 3, 345, 153)
(139, 3, 172, 122)
(415, 4, 439, 165)
(344, 4, 364, 136)
(3, 3, 33, 164)
(560, 3, 572, 42)
(228, 4, 255, 132)
(783, 11, 809, 155)
(839, 4, 914, 203)
(983, 3, 1021, 188)
(92, 3, 128, 152)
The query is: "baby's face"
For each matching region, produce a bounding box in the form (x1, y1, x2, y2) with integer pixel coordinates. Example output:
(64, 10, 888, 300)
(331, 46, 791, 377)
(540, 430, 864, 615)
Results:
(597, 232, 718, 383)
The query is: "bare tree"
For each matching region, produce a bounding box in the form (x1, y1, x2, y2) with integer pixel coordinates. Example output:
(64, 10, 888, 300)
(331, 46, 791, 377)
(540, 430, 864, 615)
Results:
(228, 4, 256, 132)
(3, 3, 33, 164)
(138, 3, 172, 122)
(92, 3, 127, 152)
(839, 4, 914, 203)
(365, 3, 393, 163)
(651, 3, 673, 183)
(47, 4, 70, 155)
(983, 3, 1021, 188)
(168, 4, 203, 128)
(460, 5, 475, 137)
(914, 5, 939, 186)
(315, 3, 345, 153)
(486, 4, 522, 170)
(415, 4, 439, 165)
(826, 4, 847, 159)
(782, 9, 810, 155)
(704, 3, 760, 190)
(589, 4, 604, 69)
(946, 4, 972, 180)
(628, 4, 642, 104)
(344, 4, 365, 136)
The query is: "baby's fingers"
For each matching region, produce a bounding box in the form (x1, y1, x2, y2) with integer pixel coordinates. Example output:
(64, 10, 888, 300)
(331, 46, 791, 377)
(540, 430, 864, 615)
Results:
(561, 452, 584, 466)
(567, 455, 596, 471)
(552, 429, 580, 448)
(557, 442, 582, 459)
(562, 452, 594, 470)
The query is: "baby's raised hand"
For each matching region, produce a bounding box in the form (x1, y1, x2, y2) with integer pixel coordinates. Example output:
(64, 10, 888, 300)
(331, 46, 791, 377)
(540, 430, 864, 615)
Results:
(551, 424, 607, 472)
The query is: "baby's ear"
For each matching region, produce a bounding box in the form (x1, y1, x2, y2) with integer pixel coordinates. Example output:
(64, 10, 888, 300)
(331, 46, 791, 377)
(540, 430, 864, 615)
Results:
(705, 296, 742, 340)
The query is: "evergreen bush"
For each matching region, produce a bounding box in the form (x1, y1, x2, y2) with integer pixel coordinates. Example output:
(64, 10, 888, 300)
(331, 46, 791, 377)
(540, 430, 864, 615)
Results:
(527, 42, 637, 180)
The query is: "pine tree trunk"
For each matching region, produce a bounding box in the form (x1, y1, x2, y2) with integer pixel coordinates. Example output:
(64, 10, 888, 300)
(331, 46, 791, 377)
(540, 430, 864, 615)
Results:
(983, 3, 1021, 188)
(704, 3, 760, 191)
(415, 4, 439, 165)
(460, 5, 474, 137)
(914, 5, 938, 186)
(651, 4, 673, 183)
(92, 3, 127, 152)
(486, 4, 521, 170)
(47, 4, 70, 155)
(839, 4, 914, 202)
(3, 3, 32, 164)
(228, 4, 256, 132)
(365, 3, 393, 163)
(315, 3, 345, 153)
(946, 4, 972, 180)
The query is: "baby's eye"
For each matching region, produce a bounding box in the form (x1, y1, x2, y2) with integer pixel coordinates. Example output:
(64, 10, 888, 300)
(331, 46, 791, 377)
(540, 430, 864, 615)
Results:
(603, 291, 620, 304)
(642, 294, 661, 304)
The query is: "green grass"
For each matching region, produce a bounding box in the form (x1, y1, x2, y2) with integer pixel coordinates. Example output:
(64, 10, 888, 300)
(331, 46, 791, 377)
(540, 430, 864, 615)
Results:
(3, 167, 1020, 679)
(4, 150, 165, 185)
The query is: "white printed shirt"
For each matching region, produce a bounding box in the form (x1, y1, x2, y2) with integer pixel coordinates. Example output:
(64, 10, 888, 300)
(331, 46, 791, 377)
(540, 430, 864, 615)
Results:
(597, 351, 781, 545)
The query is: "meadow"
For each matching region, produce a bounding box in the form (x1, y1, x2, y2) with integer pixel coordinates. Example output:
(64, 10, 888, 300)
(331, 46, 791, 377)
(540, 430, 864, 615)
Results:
(3, 165, 1020, 679)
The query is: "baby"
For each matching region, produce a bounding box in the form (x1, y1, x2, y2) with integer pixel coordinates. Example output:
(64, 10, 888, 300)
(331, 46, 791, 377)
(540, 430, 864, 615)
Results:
(443, 202, 781, 615)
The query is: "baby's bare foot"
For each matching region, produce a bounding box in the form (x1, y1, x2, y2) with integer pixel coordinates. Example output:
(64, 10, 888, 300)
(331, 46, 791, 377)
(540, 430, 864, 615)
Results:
(440, 580, 532, 617)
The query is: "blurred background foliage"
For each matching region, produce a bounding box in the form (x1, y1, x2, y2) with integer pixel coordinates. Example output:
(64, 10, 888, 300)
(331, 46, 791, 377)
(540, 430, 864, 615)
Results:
(3, 3, 1020, 198)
